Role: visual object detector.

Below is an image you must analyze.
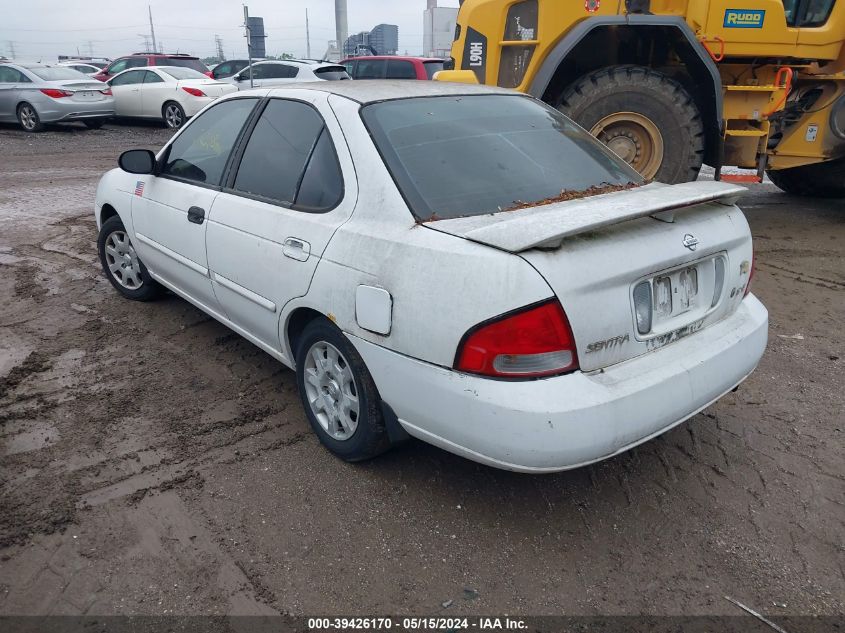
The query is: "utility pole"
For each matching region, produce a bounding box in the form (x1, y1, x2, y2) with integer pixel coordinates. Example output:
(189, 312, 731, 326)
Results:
(139, 34, 151, 52)
(86, 41, 95, 56)
(215, 34, 225, 61)
(305, 8, 311, 59)
(148, 6, 158, 53)
(243, 5, 254, 88)
(7, 41, 17, 59)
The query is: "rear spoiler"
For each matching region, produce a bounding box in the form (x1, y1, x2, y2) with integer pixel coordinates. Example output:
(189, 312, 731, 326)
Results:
(426, 181, 747, 253)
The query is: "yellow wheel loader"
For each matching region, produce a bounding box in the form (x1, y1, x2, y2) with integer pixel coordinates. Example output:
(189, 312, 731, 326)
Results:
(438, 0, 845, 196)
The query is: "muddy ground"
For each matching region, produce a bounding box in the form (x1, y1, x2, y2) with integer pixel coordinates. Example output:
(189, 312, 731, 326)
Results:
(0, 120, 842, 622)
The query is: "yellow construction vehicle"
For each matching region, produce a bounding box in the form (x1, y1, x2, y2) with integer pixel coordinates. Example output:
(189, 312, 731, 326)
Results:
(438, 0, 845, 196)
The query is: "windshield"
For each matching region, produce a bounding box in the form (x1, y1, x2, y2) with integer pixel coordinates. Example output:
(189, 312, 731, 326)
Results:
(315, 66, 351, 80)
(160, 67, 207, 80)
(28, 66, 90, 81)
(423, 61, 444, 79)
(361, 95, 642, 220)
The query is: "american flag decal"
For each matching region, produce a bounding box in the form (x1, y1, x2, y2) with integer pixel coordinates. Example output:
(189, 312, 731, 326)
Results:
(134, 181, 145, 197)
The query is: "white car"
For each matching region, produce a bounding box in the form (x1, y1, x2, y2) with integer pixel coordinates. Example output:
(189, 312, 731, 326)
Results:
(222, 59, 350, 89)
(93, 82, 768, 473)
(108, 66, 238, 128)
(57, 62, 103, 77)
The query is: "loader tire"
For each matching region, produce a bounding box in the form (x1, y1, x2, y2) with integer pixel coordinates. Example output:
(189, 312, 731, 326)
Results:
(767, 156, 845, 197)
(557, 65, 705, 183)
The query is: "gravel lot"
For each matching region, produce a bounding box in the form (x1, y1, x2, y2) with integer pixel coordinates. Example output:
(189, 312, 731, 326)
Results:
(0, 120, 842, 621)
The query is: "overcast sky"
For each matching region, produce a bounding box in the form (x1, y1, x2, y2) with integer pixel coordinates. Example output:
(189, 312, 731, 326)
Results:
(1, 0, 460, 61)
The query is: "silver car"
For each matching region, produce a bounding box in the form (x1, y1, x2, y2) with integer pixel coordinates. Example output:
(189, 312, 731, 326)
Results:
(0, 61, 115, 132)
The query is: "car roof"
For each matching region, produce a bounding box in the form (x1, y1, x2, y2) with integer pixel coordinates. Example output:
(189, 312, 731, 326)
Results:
(259, 80, 517, 104)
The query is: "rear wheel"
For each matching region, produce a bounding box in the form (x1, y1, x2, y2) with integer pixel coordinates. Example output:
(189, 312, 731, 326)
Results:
(557, 65, 705, 183)
(17, 103, 44, 133)
(295, 318, 391, 462)
(97, 215, 162, 301)
(767, 156, 845, 197)
(83, 118, 105, 130)
(162, 101, 186, 129)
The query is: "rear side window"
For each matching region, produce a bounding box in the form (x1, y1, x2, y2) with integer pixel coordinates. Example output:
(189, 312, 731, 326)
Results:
(233, 100, 324, 204)
(161, 98, 258, 186)
(143, 70, 164, 83)
(264, 64, 298, 79)
(362, 95, 641, 220)
(386, 60, 417, 79)
(234, 99, 343, 211)
(423, 61, 444, 79)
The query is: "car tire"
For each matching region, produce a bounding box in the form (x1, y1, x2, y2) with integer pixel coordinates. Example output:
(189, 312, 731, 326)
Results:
(162, 101, 186, 129)
(557, 65, 705, 183)
(97, 215, 162, 301)
(295, 317, 392, 462)
(83, 119, 106, 130)
(17, 103, 45, 133)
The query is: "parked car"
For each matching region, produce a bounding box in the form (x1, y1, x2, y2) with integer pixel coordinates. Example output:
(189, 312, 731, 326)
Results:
(57, 61, 104, 77)
(94, 53, 211, 82)
(108, 66, 237, 128)
(0, 61, 114, 132)
(94, 82, 767, 472)
(210, 59, 253, 80)
(341, 56, 445, 80)
(222, 60, 350, 88)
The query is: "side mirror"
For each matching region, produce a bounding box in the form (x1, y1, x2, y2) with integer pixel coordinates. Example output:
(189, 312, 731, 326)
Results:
(118, 149, 156, 174)
(236, 74, 246, 81)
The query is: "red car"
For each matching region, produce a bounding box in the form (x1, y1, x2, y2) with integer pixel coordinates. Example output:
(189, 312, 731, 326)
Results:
(340, 56, 444, 80)
(93, 53, 211, 82)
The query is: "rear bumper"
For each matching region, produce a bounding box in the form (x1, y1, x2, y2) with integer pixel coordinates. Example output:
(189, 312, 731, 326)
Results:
(37, 97, 115, 123)
(350, 295, 768, 473)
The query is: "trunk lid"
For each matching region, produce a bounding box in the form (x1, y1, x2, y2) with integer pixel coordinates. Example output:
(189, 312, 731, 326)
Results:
(179, 80, 236, 98)
(426, 181, 754, 372)
(54, 80, 110, 102)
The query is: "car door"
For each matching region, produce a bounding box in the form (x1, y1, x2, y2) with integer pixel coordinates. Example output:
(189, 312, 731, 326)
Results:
(139, 69, 170, 118)
(131, 97, 259, 316)
(205, 92, 356, 353)
(0, 66, 26, 121)
(109, 69, 147, 116)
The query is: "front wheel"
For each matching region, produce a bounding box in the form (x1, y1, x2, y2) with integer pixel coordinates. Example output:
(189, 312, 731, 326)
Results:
(767, 156, 845, 197)
(295, 318, 391, 462)
(162, 101, 186, 129)
(97, 215, 162, 301)
(557, 65, 705, 183)
(17, 103, 44, 132)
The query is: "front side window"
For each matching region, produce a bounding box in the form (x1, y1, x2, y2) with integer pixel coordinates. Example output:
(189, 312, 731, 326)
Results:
(161, 98, 258, 185)
(386, 60, 417, 79)
(233, 99, 330, 206)
(362, 95, 641, 220)
(0, 67, 26, 83)
(355, 59, 386, 79)
(110, 70, 146, 86)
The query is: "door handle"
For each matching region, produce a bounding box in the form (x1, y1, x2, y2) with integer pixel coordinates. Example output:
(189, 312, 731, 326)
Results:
(187, 206, 205, 224)
(283, 237, 310, 261)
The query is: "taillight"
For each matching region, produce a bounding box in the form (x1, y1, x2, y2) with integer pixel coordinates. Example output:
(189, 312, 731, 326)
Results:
(40, 88, 73, 98)
(455, 300, 579, 378)
(743, 251, 755, 297)
(100, 87, 113, 95)
(181, 87, 206, 97)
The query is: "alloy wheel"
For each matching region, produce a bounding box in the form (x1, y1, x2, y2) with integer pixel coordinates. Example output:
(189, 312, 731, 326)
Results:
(303, 341, 360, 441)
(19, 105, 37, 131)
(164, 104, 184, 128)
(104, 230, 143, 289)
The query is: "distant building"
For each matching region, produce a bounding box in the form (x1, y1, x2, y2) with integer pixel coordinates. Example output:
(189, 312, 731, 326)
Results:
(369, 24, 399, 55)
(343, 23, 398, 57)
(423, 6, 458, 58)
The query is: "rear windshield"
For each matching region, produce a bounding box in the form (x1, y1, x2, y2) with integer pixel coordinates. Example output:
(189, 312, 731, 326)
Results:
(164, 57, 207, 72)
(423, 60, 444, 79)
(314, 66, 351, 81)
(28, 66, 89, 80)
(361, 95, 641, 220)
(160, 67, 206, 80)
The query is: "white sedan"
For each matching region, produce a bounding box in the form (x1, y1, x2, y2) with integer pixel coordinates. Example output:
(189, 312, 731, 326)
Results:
(93, 82, 768, 473)
(108, 66, 237, 128)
